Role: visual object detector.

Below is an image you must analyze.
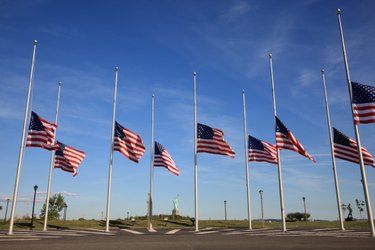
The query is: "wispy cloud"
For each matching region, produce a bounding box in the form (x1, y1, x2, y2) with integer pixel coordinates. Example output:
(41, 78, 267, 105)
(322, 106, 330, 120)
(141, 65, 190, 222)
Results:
(37, 191, 78, 197)
(221, 1, 252, 22)
(283, 167, 330, 190)
(0, 191, 78, 203)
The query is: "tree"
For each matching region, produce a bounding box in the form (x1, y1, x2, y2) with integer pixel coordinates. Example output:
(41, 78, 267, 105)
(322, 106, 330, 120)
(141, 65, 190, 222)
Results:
(40, 194, 65, 220)
(286, 212, 311, 222)
(355, 199, 365, 219)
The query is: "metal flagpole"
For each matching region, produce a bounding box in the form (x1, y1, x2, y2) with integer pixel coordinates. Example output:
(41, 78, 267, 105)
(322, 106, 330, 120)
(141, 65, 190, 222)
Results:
(269, 54, 286, 232)
(242, 90, 252, 230)
(8, 40, 38, 235)
(105, 66, 119, 232)
(43, 81, 61, 231)
(148, 94, 155, 230)
(193, 72, 199, 231)
(337, 9, 375, 237)
(321, 69, 345, 231)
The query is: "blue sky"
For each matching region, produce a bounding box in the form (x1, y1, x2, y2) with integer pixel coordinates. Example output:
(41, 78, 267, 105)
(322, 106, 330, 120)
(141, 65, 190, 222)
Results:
(1, 0, 375, 222)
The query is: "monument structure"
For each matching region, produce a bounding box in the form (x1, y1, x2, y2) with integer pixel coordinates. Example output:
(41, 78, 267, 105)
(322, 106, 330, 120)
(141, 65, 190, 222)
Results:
(172, 195, 180, 218)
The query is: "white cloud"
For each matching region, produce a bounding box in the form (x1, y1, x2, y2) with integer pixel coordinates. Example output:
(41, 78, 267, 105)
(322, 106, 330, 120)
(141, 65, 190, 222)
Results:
(221, 1, 252, 22)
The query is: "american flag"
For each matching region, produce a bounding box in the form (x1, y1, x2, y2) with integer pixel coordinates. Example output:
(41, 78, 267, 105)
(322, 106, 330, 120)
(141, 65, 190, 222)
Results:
(113, 121, 145, 163)
(275, 116, 315, 162)
(26, 111, 59, 150)
(154, 141, 179, 176)
(248, 135, 277, 164)
(333, 127, 375, 167)
(197, 123, 235, 158)
(54, 141, 86, 176)
(351, 81, 375, 124)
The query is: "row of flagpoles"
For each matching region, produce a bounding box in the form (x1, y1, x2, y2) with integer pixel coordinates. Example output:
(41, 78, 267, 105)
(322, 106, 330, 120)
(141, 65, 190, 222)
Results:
(8, 41, 87, 234)
(7, 9, 375, 237)
(7, 52, 181, 234)
(104, 69, 180, 232)
(191, 8, 375, 235)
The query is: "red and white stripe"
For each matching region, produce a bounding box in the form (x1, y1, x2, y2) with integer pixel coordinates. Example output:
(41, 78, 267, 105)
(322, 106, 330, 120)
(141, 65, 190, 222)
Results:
(352, 103, 375, 124)
(276, 131, 315, 162)
(55, 145, 86, 176)
(249, 141, 278, 164)
(334, 138, 375, 167)
(114, 127, 145, 163)
(26, 116, 58, 150)
(197, 128, 235, 158)
(154, 150, 179, 176)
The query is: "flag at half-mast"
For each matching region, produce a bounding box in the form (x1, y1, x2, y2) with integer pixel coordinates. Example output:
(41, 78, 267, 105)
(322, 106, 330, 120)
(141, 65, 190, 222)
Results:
(113, 121, 145, 163)
(351, 81, 375, 124)
(54, 141, 86, 176)
(275, 116, 315, 162)
(197, 123, 235, 158)
(248, 135, 277, 164)
(26, 111, 59, 150)
(333, 127, 375, 167)
(154, 141, 179, 176)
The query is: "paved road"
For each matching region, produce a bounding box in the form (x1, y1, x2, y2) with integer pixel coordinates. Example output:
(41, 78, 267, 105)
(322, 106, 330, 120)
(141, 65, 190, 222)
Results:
(1, 228, 374, 249)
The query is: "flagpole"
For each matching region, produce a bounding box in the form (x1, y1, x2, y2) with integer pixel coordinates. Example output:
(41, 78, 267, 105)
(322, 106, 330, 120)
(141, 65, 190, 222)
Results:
(242, 90, 252, 230)
(148, 94, 155, 230)
(337, 9, 375, 237)
(8, 40, 37, 235)
(105, 66, 118, 232)
(321, 69, 345, 231)
(43, 81, 61, 231)
(269, 54, 286, 232)
(193, 71, 199, 231)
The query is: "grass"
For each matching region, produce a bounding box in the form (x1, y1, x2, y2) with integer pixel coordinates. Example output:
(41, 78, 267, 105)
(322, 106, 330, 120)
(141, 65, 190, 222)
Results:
(0, 218, 372, 231)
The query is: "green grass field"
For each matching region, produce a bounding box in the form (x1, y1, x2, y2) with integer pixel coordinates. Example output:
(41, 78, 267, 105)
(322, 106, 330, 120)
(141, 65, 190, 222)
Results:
(0, 218, 372, 231)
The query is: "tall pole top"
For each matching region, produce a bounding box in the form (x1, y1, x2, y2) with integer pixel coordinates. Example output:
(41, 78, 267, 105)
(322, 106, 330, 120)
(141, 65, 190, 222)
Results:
(242, 89, 245, 94)
(115, 66, 118, 71)
(33, 40, 37, 45)
(34, 185, 38, 191)
(152, 94, 154, 98)
(194, 71, 197, 76)
(337, 9, 341, 15)
(269, 53, 272, 59)
(321, 68, 325, 74)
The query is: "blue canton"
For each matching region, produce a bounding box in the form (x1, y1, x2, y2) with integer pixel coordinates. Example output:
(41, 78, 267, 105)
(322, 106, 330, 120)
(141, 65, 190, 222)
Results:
(275, 116, 289, 135)
(114, 121, 125, 138)
(29, 111, 45, 131)
(55, 141, 66, 156)
(248, 135, 265, 150)
(197, 123, 214, 139)
(155, 141, 164, 155)
(352, 81, 375, 104)
(333, 127, 351, 146)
